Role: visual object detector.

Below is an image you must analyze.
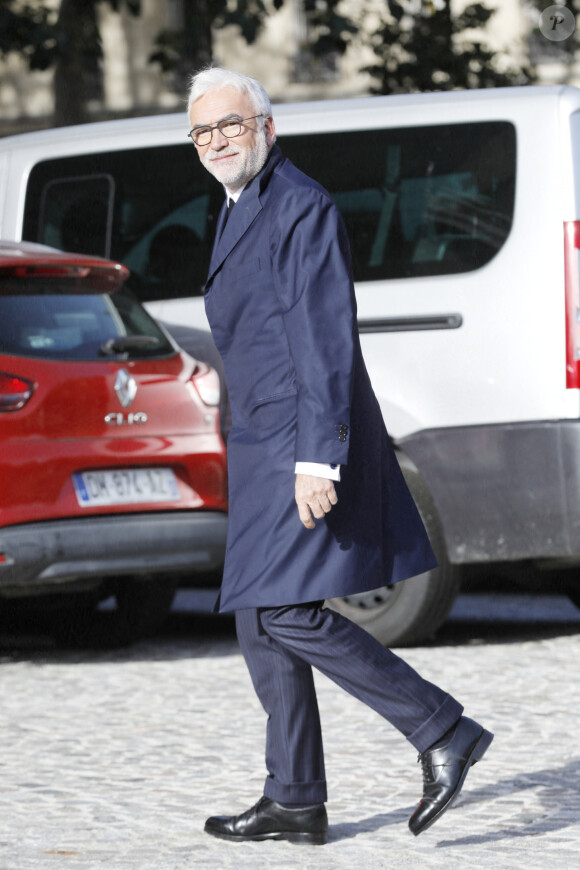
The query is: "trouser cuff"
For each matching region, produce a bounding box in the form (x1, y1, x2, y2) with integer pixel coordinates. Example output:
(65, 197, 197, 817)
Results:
(263, 776, 327, 805)
(407, 694, 464, 753)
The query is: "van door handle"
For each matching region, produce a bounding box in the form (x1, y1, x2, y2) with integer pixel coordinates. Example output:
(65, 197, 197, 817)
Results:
(358, 314, 462, 333)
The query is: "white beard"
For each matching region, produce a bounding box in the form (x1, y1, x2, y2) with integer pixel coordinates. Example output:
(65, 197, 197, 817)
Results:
(202, 130, 270, 190)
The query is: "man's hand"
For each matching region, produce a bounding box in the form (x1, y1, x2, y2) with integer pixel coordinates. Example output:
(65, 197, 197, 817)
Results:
(295, 473, 338, 530)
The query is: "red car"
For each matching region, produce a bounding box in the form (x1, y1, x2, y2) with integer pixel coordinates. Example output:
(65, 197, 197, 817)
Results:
(0, 241, 227, 645)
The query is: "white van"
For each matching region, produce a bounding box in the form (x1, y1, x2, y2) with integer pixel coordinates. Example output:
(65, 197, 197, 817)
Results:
(2, 84, 580, 645)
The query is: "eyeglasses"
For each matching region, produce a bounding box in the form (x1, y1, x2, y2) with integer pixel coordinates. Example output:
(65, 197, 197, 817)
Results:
(188, 115, 264, 147)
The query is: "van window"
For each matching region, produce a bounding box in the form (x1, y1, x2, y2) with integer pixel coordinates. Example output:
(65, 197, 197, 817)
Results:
(281, 120, 516, 280)
(23, 120, 515, 299)
(39, 174, 115, 258)
(23, 144, 223, 303)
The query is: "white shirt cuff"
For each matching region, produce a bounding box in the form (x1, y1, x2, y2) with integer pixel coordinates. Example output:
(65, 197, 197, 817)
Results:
(295, 461, 341, 481)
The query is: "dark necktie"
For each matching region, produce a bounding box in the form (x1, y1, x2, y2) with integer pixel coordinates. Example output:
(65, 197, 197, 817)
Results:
(220, 198, 234, 237)
(219, 198, 234, 240)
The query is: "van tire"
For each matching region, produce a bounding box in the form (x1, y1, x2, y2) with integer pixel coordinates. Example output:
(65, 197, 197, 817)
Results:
(326, 458, 460, 647)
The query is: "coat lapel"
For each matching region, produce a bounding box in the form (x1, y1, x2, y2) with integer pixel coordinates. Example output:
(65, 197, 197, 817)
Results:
(207, 194, 262, 281)
(206, 146, 284, 286)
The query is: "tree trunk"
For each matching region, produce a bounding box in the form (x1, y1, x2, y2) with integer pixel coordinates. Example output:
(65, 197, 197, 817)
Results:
(173, 0, 214, 92)
(54, 0, 101, 127)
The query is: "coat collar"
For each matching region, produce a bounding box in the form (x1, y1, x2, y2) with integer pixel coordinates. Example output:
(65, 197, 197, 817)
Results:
(206, 145, 284, 285)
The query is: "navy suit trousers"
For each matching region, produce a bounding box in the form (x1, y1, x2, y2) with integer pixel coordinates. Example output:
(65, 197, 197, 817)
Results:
(235, 603, 463, 805)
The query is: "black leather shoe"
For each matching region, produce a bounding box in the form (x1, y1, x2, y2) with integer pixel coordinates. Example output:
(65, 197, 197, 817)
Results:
(204, 796, 328, 845)
(409, 716, 494, 836)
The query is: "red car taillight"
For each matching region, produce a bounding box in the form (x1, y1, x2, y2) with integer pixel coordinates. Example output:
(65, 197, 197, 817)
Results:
(0, 371, 35, 411)
(191, 363, 220, 407)
(564, 220, 580, 388)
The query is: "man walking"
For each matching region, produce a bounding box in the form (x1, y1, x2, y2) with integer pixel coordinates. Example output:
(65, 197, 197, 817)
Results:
(187, 67, 493, 845)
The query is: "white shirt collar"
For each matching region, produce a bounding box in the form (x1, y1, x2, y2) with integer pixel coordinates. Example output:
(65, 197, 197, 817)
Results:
(224, 183, 247, 206)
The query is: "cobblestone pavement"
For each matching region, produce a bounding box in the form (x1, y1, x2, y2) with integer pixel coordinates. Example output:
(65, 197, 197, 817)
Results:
(1, 591, 579, 870)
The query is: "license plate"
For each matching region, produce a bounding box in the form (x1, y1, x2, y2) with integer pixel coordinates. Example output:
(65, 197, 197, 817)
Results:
(73, 468, 180, 507)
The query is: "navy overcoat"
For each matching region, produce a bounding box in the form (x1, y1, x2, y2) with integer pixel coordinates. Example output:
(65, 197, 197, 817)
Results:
(203, 145, 436, 612)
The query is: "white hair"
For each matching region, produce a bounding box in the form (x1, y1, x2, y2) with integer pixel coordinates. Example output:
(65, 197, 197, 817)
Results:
(187, 67, 272, 118)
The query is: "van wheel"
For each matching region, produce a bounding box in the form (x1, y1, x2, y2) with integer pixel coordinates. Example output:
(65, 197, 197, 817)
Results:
(326, 459, 460, 646)
(53, 577, 178, 648)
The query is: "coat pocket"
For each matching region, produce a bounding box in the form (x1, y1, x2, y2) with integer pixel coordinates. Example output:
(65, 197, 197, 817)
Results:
(252, 387, 297, 408)
(226, 257, 262, 281)
(246, 391, 298, 443)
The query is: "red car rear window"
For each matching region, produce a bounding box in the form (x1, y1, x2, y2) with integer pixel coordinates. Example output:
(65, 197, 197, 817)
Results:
(0, 284, 174, 361)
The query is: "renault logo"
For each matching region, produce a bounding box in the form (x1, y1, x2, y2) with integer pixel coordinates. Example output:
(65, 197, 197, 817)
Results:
(114, 369, 137, 408)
